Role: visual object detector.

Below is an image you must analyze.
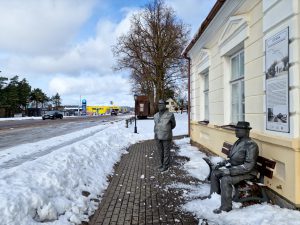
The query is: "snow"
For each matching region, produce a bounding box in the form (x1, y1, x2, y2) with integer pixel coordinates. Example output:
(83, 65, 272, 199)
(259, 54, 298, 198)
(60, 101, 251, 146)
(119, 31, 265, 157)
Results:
(0, 114, 128, 122)
(0, 113, 187, 225)
(0, 116, 44, 121)
(1, 112, 299, 225)
(172, 138, 300, 225)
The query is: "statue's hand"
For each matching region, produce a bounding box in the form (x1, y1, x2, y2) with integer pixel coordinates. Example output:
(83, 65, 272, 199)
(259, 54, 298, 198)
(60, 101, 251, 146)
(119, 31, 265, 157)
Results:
(215, 161, 226, 170)
(214, 168, 230, 177)
(219, 167, 230, 176)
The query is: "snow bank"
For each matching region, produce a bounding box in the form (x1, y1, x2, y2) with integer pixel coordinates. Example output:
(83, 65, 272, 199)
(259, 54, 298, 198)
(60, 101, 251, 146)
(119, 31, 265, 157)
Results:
(173, 138, 300, 225)
(0, 116, 84, 121)
(0, 116, 43, 121)
(0, 113, 187, 225)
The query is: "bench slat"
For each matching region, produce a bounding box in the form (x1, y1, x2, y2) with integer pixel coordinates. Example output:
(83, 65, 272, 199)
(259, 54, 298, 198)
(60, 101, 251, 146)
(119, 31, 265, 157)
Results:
(256, 164, 274, 178)
(257, 156, 276, 169)
(223, 142, 232, 150)
(221, 147, 230, 155)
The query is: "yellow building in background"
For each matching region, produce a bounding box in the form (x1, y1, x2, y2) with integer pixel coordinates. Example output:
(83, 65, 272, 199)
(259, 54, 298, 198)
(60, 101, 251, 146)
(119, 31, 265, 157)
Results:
(86, 106, 121, 115)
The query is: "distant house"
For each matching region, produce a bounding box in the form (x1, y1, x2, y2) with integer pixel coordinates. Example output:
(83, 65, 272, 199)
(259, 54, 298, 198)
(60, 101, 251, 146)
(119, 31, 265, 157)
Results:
(165, 98, 178, 112)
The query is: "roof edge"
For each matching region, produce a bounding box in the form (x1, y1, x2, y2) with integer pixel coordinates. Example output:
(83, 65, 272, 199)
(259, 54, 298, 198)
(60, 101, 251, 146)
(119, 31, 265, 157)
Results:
(182, 0, 226, 57)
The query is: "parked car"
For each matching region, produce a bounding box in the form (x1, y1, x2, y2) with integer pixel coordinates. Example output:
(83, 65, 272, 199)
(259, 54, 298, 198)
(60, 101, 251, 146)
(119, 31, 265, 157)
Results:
(42, 111, 63, 120)
(111, 110, 118, 116)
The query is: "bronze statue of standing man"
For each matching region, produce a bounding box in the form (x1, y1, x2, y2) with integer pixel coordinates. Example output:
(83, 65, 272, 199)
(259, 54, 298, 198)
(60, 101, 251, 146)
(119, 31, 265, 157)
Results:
(154, 99, 176, 172)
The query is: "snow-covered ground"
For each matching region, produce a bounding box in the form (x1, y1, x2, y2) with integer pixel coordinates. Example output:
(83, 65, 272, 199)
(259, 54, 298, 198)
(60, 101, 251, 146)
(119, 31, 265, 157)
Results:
(172, 138, 300, 225)
(0, 115, 86, 121)
(0, 116, 44, 121)
(0, 113, 125, 121)
(1, 112, 299, 225)
(0, 113, 187, 225)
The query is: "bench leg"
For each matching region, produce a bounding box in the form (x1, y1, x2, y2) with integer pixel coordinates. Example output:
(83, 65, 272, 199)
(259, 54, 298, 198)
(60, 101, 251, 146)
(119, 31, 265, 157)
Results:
(260, 187, 269, 202)
(234, 185, 269, 203)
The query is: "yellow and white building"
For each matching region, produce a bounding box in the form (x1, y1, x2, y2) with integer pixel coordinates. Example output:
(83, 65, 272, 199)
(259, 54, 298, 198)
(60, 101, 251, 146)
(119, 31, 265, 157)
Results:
(183, 0, 300, 208)
(86, 106, 121, 115)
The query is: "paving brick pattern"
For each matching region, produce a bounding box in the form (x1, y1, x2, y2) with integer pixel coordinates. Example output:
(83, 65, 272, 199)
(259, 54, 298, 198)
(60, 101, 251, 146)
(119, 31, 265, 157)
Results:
(86, 139, 199, 225)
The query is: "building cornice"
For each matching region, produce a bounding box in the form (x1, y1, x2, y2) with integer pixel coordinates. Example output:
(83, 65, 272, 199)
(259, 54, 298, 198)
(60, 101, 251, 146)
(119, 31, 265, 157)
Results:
(183, 0, 246, 57)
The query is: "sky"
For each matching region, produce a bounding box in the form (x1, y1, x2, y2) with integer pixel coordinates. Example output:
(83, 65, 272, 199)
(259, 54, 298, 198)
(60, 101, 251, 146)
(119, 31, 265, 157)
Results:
(0, 0, 216, 107)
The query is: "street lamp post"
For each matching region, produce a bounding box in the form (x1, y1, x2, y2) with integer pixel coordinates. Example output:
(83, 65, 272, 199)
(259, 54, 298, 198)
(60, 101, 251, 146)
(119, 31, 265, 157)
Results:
(134, 94, 138, 133)
(78, 95, 81, 116)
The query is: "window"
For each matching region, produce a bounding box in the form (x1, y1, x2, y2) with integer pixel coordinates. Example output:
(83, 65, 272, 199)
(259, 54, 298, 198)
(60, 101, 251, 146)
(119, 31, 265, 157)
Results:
(230, 50, 244, 123)
(203, 72, 209, 121)
(139, 103, 144, 112)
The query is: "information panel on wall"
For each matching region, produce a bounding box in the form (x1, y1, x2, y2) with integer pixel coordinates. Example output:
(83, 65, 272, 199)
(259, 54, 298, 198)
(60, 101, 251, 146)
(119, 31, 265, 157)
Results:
(265, 27, 289, 133)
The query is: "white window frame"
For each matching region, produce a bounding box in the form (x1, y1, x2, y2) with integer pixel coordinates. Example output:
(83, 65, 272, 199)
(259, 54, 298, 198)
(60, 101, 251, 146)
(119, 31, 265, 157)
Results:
(230, 50, 244, 123)
(203, 72, 209, 121)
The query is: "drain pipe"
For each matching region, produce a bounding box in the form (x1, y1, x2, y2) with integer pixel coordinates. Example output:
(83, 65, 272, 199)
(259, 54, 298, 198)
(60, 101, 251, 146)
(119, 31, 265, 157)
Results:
(184, 55, 191, 137)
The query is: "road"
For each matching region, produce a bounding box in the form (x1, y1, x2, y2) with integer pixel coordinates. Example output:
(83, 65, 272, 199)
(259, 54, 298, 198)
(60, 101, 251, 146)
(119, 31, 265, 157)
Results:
(0, 115, 125, 150)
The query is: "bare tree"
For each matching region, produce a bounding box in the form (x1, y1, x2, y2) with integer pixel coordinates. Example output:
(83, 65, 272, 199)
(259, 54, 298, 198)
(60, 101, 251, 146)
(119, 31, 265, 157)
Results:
(112, 0, 189, 113)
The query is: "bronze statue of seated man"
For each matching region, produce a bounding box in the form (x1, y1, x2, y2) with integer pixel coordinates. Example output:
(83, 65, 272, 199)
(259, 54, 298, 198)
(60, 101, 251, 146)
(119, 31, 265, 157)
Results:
(205, 121, 259, 214)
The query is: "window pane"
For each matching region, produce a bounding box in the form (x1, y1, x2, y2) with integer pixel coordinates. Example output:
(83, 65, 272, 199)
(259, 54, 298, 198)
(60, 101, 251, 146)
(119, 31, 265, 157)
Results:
(241, 80, 245, 121)
(231, 50, 245, 123)
(232, 102, 239, 123)
(240, 51, 244, 76)
(232, 82, 239, 123)
(204, 92, 209, 120)
(231, 55, 239, 80)
(203, 72, 209, 120)
(204, 74, 209, 91)
(232, 83, 239, 102)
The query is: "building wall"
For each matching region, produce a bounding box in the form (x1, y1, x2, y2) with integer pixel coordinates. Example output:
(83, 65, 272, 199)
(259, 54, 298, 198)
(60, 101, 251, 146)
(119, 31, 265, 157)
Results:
(188, 0, 300, 206)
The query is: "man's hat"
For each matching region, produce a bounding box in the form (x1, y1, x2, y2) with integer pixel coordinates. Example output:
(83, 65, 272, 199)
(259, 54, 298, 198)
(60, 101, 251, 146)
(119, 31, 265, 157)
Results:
(158, 99, 166, 104)
(234, 121, 252, 130)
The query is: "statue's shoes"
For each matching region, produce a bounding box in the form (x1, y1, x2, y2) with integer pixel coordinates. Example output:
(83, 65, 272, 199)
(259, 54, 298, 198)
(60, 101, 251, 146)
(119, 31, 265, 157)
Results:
(160, 167, 169, 172)
(213, 207, 232, 214)
(157, 165, 163, 169)
(199, 195, 211, 200)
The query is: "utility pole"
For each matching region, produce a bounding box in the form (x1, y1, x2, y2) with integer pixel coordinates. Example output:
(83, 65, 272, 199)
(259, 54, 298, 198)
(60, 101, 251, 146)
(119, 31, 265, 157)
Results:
(78, 95, 81, 116)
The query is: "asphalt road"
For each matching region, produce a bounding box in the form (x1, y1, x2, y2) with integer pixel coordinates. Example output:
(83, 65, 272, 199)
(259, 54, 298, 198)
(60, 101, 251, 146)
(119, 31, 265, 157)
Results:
(0, 115, 125, 150)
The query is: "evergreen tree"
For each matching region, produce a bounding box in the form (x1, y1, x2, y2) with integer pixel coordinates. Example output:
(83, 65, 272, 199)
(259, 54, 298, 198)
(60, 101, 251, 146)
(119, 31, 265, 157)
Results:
(51, 93, 62, 110)
(0, 77, 8, 106)
(30, 88, 47, 109)
(17, 78, 31, 110)
(6, 76, 20, 114)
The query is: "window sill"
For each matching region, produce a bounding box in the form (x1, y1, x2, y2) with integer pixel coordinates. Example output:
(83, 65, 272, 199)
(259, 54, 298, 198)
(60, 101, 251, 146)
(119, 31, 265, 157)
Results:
(214, 124, 235, 131)
(198, 120, 209, 125)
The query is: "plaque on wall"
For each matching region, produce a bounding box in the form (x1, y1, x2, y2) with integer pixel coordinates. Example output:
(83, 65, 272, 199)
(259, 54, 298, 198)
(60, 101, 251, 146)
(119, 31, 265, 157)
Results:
(265, 27, 289, 133)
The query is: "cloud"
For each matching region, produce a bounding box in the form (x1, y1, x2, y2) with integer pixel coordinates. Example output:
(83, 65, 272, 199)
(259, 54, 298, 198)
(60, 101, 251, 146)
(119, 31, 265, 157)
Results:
(1, 5, 137, 77)
(0, 1, 214, 107)
(48, 73, 132, 105)
(0, 2, 140, 106)
(0, 0, 96, 55)
(49, 74, 129, 95)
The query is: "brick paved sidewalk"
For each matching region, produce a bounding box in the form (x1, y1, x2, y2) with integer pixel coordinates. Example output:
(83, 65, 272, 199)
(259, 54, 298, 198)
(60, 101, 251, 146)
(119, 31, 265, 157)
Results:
(85, 138, 200, 225)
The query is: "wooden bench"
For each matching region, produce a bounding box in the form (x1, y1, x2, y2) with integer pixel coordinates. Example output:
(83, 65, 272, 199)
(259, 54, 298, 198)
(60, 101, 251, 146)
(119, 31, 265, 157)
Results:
(221, 142, 276, 203)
